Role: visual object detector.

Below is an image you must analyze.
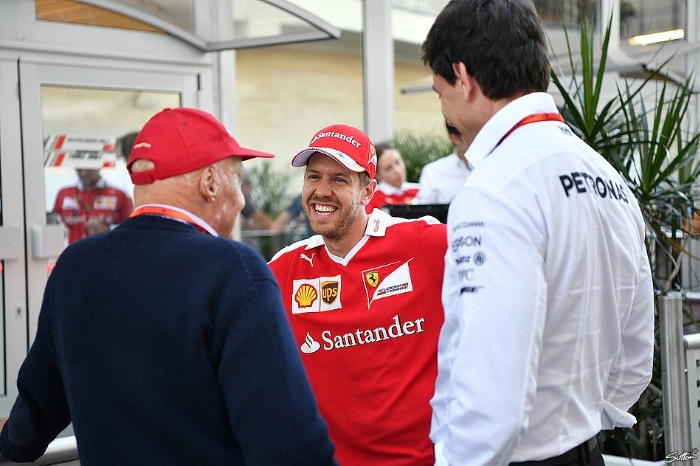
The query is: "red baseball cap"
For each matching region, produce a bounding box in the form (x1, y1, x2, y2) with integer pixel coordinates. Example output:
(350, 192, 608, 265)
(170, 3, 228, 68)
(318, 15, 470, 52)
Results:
(127, 107, 274, 185)
(291, 124, 377, 179)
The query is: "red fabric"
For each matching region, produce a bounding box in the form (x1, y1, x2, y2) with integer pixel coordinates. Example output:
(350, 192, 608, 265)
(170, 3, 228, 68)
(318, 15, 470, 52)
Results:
(269, 216, 446, 465)
(292, 124, 377, 179)
(365, 186, 420, 214)
(53, 185, 133, 244)
(128, 108, 273, 185)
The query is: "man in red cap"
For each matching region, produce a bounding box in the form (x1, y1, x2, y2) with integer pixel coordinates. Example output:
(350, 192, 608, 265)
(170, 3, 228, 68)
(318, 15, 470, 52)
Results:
(0, 108, 336, 465)
(268, 123, 447, 465)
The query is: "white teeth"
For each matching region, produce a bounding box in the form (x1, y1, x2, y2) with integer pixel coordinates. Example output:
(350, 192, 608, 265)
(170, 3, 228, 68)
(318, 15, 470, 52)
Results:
(315, 205, 336, 213)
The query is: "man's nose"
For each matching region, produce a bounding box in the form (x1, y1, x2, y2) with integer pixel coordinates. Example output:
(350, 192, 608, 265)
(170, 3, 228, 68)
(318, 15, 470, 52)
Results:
(315, 179, 334, 198)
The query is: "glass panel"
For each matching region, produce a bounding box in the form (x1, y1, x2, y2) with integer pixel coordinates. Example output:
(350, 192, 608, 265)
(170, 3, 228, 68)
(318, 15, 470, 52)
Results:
(110, 0, 194, 31)
(35, 0, 162, 33)
(622, 0, 686, 46)
(45, 0, 340, 50)
(229, 0, 329, 44)
(532, 0, 596, 27)
(392, 0, 449, 16)
(40, 86, 179, 439)
(41, 86, 180, 247)
(0, 205, 4, 394)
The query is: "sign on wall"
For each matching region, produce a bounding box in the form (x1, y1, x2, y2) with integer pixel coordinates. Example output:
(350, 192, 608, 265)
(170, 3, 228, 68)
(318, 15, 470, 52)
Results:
(43, 134, 117, 169)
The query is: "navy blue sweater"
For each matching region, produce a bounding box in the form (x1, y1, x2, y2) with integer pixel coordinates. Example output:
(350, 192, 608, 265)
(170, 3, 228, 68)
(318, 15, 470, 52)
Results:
(0, 215, 336, 465)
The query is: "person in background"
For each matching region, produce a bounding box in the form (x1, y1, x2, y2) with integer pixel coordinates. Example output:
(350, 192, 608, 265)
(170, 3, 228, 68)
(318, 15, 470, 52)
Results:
(0, 107, 336, 465)
(239, 171, 273, 231)
(415, 121, 471, 205)
(365, 142, 420, 213)
(268, 123, 447, 465)
(271, 194, 310, 236)
(422, 1, 654, 465)
(52, 167, 133, 244)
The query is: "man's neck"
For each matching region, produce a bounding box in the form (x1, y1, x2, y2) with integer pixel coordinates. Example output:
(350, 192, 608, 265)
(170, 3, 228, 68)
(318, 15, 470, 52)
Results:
(323, 214, 369, 258)
(456, 150, 469, 167)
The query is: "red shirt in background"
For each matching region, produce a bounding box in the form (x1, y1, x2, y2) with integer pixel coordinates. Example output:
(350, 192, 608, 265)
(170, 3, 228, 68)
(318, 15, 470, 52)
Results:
(53, 180, 133, 244)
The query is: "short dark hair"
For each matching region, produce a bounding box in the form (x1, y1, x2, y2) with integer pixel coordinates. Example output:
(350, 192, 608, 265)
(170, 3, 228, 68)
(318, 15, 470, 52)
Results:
(374, 142, 395, 163)
(422, 0, 550, 100)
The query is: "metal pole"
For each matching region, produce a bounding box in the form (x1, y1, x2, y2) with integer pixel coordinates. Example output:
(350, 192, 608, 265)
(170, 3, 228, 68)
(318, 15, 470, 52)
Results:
(659, 291, 691, 456)
(363, 0, 394, 143)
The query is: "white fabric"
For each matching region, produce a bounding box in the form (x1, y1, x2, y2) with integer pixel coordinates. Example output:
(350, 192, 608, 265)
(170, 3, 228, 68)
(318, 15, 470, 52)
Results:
(431, 92, 654, 465)
(375, 180, 420, 196)
(416, 151, 471, 204)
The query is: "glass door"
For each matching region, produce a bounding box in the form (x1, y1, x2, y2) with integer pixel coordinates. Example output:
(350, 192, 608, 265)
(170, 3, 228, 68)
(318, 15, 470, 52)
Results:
(19, 58, 201, 345)
(0, 56, 202, 431)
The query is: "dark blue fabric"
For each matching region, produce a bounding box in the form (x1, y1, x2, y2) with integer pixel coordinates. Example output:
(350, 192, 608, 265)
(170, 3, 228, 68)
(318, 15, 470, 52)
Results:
(0, 215, 336, 465)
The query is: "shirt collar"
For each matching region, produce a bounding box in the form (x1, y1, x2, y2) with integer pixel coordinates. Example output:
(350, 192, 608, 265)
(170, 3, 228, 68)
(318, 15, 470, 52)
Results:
(77, 178, 106, 191)
(376, 181, 412, 196)
(137, 203, 218, 236)
(303, 209, 393, 251)
(466, 92, 559, 169)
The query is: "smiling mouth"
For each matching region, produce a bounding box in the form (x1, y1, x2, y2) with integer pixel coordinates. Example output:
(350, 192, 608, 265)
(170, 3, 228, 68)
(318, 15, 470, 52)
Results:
(312, 203, 337, 216)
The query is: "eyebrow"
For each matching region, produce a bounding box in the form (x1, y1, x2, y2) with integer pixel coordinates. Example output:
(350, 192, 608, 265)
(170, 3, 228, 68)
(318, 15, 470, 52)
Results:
(306, 168, 350, 178)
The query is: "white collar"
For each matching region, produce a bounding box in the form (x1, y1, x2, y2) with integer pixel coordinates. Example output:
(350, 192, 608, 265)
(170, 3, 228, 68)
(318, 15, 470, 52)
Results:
(302, 208, 395, 252)
(465, 92, 559, 169)
(376, 181, 414, 196)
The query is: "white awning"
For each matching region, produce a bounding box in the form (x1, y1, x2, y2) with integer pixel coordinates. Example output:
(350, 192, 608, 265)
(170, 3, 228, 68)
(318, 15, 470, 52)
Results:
(82, 0, 342, 51)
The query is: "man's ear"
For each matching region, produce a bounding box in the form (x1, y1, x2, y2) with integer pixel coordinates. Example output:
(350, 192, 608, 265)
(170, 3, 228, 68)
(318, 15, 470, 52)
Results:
(361, 179, 378, 206)
(199, 165, 219, 202)
(452, 62, 478, 100)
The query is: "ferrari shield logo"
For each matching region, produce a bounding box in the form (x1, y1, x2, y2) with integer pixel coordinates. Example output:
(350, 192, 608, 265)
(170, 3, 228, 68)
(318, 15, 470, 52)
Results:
(365, 271, 379, 287)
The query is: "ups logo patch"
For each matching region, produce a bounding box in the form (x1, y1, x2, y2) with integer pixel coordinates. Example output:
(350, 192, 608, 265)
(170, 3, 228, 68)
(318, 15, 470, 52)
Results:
(321, 280, 339, 305)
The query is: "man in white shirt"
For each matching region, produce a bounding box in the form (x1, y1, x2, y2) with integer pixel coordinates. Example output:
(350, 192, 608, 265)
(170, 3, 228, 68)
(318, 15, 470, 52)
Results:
(421, 1, 654, 465)
(416, 122, 471, 204)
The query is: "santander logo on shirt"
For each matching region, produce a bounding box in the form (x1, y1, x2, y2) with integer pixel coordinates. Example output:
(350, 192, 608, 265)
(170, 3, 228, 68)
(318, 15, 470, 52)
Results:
(300, 314, 427, 354)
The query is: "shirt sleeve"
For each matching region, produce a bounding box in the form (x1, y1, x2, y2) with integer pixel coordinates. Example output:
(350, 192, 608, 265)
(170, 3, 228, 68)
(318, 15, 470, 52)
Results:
(601, 250, 654, 429)
(432, 187, 546, 466)
(417, 221, 448, 284)
(0, 281, 71, 462)
(52, 189, 64, 214)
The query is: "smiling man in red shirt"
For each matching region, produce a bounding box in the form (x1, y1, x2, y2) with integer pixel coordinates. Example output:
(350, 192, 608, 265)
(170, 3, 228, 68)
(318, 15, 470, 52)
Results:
(269, 124, 447, 465)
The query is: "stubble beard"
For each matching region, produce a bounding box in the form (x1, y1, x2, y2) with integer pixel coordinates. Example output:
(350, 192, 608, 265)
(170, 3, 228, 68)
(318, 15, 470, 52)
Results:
(306, 195, 363, 241)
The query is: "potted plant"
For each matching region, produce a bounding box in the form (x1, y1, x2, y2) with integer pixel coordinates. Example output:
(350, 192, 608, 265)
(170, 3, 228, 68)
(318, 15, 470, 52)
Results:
(550, 16, 700, 461)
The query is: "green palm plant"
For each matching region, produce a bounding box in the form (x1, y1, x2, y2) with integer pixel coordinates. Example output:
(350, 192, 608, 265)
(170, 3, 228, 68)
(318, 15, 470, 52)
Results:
(550, 17, 700, 461)
(391, 130, 452, 183)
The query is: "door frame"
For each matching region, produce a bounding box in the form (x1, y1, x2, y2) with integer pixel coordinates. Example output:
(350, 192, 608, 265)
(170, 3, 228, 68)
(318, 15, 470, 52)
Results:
(0, 52, 210, 420)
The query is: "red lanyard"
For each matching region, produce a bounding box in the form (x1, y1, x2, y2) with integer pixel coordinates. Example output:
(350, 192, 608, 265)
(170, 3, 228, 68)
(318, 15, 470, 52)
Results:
(496, 112, 566, 148)
(129, 206, 211, 235)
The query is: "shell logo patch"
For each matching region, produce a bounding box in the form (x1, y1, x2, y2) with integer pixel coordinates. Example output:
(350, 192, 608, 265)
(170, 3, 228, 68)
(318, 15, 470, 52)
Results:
(365, 271, 379, 287)
(94, 195, 117, 210)
(295, 284, 318, 308)
(292, 275, 342, 314)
